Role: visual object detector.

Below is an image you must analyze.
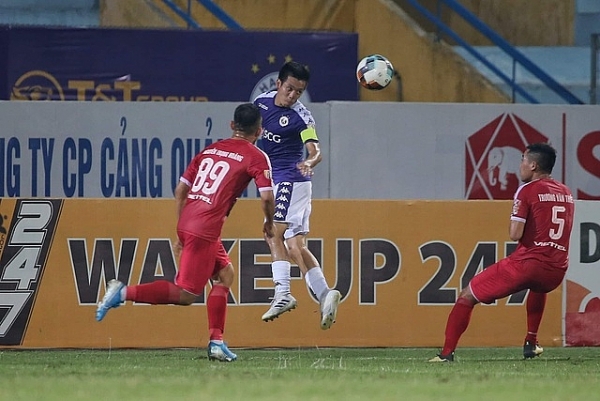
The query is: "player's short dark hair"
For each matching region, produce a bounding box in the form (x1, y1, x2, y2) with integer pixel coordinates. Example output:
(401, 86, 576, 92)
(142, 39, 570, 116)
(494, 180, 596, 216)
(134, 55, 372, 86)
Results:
(278, 61, 310, 83)
(233, 103, 261, 134)
(526, 143, 557, 173)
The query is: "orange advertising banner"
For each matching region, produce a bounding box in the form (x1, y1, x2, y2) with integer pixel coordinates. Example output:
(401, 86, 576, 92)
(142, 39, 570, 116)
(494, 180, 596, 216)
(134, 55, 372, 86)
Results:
(0, 199, 562, 348)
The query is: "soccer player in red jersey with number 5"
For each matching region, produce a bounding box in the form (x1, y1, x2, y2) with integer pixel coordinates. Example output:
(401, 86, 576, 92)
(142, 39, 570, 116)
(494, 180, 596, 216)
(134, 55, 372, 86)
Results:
(96, 103, 275, 362)
(430, 143, 574, 362)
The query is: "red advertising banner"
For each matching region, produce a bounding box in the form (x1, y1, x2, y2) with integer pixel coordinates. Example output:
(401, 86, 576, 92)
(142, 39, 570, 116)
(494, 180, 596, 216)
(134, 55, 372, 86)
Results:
(565, 201, 600, 346)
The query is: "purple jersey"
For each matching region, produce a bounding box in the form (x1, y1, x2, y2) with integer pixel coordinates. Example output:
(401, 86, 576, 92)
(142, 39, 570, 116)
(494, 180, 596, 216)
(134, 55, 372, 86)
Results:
(254, 91, 318, 184)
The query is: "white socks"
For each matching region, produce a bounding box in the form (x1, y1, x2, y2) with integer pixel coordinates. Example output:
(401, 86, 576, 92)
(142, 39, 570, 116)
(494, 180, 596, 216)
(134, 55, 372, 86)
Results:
(305, 267, 330, 303)
(272, 260, 291, 295)
(273, 262, 331, 303)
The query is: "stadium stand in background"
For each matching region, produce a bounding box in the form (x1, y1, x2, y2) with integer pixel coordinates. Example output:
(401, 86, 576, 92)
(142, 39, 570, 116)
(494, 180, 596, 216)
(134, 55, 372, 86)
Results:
(0, 0, 596, 104)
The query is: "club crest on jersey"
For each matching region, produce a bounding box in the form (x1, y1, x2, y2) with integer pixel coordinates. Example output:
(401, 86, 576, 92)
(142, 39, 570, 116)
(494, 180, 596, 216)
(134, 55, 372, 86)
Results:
(279, 116, 289, 127)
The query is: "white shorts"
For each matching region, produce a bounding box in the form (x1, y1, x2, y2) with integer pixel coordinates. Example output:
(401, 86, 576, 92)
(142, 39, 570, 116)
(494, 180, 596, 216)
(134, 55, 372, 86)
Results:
(273, 181, 312, 240)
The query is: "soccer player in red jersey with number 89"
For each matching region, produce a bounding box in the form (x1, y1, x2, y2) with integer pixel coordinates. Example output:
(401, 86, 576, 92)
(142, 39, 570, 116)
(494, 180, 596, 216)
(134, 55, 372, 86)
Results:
(96, 103, 275, 362)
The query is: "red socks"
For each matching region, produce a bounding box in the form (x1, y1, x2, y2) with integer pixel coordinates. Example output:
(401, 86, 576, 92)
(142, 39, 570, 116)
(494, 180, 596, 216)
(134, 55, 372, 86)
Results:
(439, 291, 546, 354)
(441, 297, 475, 355)
(126, 280, 181, 304)
(124, 280, 231, 342)
(525, 291, 546, 343)
(207, 284, 229, 341)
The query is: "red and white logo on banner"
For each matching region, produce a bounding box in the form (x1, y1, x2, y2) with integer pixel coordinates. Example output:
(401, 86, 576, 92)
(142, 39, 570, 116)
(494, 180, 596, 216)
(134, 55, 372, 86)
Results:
(565, 203, 600, 346)
(465, 113, 548, 199)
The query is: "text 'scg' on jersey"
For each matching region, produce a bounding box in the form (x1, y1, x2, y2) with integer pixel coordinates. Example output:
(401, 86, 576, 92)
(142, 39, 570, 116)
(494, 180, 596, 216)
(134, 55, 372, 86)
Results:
(178, 138, 273, 240)
(254, 91, 317, 184)
(509, 178, 574, 270)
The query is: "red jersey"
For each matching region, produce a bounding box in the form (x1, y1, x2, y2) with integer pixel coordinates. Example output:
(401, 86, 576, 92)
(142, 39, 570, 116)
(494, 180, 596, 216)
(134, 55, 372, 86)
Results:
(177, 138, 273, 240)
(509, 177, 574, 269)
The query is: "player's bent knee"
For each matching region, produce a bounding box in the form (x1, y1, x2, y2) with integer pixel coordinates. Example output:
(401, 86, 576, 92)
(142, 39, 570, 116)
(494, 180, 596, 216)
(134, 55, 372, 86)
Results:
(215, 264, 234, 288)
(457, 291, 478, 307)
(179, 290, 197, 305)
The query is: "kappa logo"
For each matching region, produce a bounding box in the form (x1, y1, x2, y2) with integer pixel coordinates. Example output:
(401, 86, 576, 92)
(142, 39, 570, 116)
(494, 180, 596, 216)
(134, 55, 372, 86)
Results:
(465, 113, 548, 199)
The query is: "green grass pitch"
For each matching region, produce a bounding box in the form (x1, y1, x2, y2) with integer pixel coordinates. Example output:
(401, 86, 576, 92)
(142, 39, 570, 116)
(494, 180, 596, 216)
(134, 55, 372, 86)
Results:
(1, 347, 599, 400)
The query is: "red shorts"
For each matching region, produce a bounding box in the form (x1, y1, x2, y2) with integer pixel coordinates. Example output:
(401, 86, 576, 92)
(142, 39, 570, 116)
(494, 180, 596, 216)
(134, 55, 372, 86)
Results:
(469, 257, 565, 304)
(175, 232, 232, 296)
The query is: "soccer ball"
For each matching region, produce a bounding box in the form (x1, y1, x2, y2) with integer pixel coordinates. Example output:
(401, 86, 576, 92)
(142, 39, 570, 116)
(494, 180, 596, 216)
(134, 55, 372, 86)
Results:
(356, 54, 394, 90)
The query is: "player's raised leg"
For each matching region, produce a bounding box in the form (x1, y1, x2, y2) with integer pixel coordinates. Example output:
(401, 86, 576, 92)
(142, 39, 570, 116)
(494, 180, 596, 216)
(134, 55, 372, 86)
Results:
(262, 221, 297, 322)
(96, 279, 125, 321)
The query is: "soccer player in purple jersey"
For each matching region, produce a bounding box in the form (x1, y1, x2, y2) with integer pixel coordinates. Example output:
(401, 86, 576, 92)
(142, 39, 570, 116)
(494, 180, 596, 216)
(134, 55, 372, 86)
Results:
(430, 143, 574, 362)
(253, 61, 341, 329)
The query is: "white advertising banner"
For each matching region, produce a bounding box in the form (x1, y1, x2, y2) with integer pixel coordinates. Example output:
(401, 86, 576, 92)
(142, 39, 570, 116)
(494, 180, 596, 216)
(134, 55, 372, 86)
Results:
(0, 101, 598, 200)
(329, 102, 600, 200)
(0, 101, 330, 199)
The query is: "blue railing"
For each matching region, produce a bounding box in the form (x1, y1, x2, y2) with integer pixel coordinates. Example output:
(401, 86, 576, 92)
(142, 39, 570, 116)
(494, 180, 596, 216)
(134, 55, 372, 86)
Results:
(161, 0, 243, 30)
(162, 0, 200, 28)
(404, 0, 584, 105)
(197, 0, 242, 30)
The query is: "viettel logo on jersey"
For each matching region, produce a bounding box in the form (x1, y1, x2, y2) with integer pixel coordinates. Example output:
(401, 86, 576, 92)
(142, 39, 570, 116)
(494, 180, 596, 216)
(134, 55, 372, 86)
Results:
(465, 113, 548, 199)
